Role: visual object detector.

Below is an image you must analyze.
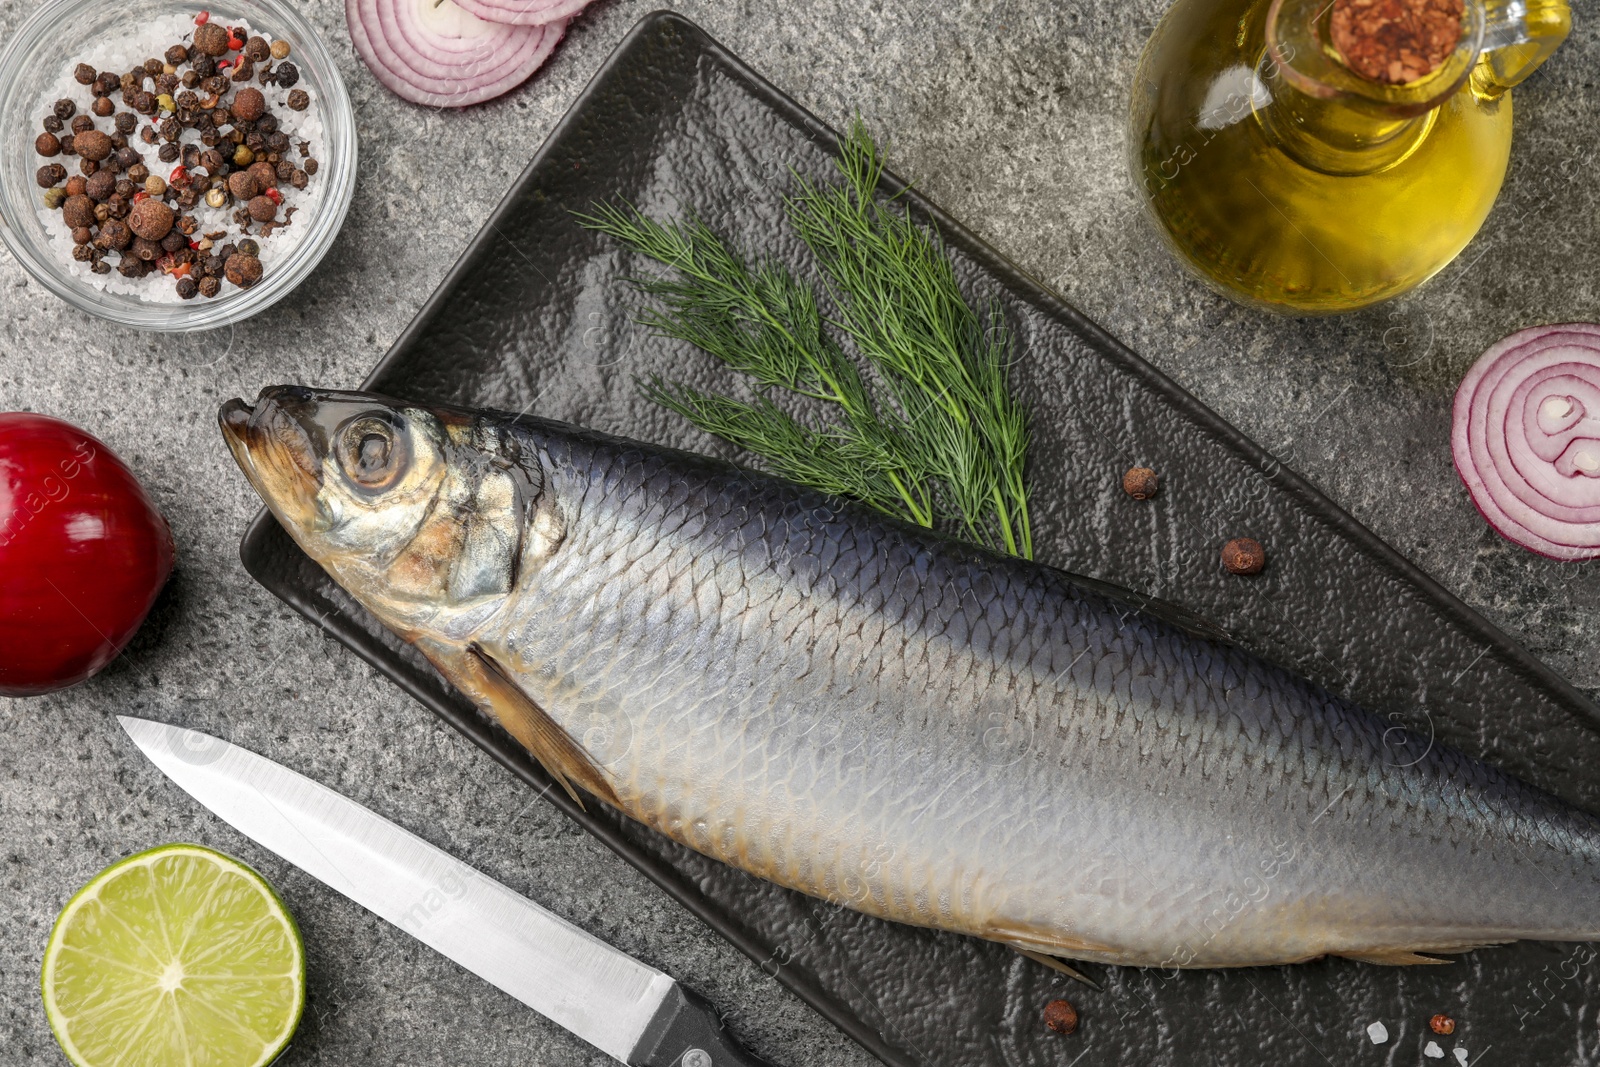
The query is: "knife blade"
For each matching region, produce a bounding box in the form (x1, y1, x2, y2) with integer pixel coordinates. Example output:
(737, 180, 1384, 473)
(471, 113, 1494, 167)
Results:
(118, 716, 773, 1067)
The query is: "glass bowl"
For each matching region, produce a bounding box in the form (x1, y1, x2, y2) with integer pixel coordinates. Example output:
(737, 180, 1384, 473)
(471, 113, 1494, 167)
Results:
(0, 0, 356, 331)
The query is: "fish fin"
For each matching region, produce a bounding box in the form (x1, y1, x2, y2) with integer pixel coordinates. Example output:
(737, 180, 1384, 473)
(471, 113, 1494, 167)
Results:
(416, 637, 618, 812)
(1335, 942, 1509, 966)
(1012, 949, 1103, 990)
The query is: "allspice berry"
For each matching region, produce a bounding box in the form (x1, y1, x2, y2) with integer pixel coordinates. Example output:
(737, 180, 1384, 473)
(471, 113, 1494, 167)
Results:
(230, 87, 266, 122)
(194, 21, 231, 56)
(227, 170, 259, 200)
(1122, 466, 1159, 500)
(247, 195, 277, 222)
(65, 175, 87, 197)
(224, 253, 263, 288)
(247, 160, 278, 189)
(62, 194, 96, 228)
(128, 198, 175, 241)
(1043, 999, 1078, 1035)
(74, 129, 113, 162)
(1221, 537, 1266, 576)
(35, 132, 61, 156)
(131, 235, 162, 261)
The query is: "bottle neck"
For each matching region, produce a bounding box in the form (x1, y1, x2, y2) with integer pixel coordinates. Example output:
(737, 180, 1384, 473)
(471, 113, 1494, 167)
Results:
(1253, 50, 1438, 177)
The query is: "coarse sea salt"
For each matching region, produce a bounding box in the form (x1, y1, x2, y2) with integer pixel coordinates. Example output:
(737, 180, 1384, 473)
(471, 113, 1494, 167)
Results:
(1366, 1020, 1389, 1044)
(32, 11, 327, 304)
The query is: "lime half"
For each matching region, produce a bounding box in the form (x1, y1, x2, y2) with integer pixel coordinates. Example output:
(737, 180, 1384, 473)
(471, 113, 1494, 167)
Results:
(41, 843, 306, 1067)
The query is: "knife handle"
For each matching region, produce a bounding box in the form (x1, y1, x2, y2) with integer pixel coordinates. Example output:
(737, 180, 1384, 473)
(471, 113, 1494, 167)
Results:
(627, 983, 775, 1067)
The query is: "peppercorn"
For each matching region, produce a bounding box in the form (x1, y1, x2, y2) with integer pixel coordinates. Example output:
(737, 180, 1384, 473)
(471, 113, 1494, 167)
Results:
(179, 215, 200, 236)
(42, 114, 64, 135)
(303, 158, 318, 176)
(84, 170, 116, 201)
(120, 71, 138, 92)
(42, 187, 68, 210)
(237, 238, 260, 257)
(196, 274, 220, 297)
(109, 132, 128, 150)
(130, 235, 159, 261)
(158, 71, 180, 92)
(181, 144, 202, 169)
(156, 94, 176, 115)
(72, 243, 94, 262)
(92, 202, 109, 222)
(281, 89, 308, 113)
(108, 194, 132, 220)
(35, 132, 61, 157)
(181, 70, 200, 88)
(72, 62, 96, 85)
(124, 165, 149, 187)
(71, 226, 93, 245)
(79, 159, 98, 177)
(224, 252, 263, 287)
(176, 187, 200, 210)
(232, 143, 255, 166)
(90, 258, 111, 275)
(53, 98, 76, 121)
(171, 274, 196, 299)
(158, 143, 180, 164)
(1043, 999, 1078, 1035)
(112, 177, 134, 199)
(158, 228, 187, 253)
(241, 35, 268, 62)
(95, 218, 133, 251)
(69, 116, 93, 137)
(1221, 537, 1266, 576)
(268, 160, 291, 183)
(246, 194, 276, 222)
(270, 39, 292, 61)
(1121, 466, 1159, 500)
(91, 96, 115, 118)
(139, 57, 159, 75)
(111, 112, 134, 136)
(1429, 1015, 1455, 1036)
(244, 131, 265, 152)
(35, 163, 66, 188)
(141, 175, 167, 197)
(231, 59, 254, 83)
(291, 167, 310, 191)
(203, 253, 225, 276)
(163, 43, 189, 66)
(73, 130, 113, 163)
(229, 86, 267, 122)
(113, 146, 140, 169)
(245, 160, 277, 190)
(222, 169, 257, 200)
(217, 108, 235, 128)
(118, 255, 152, 279)
(274, 62, 299, 89)
(133, 91, 156, 114)
(265, 131, 291, 155)
(93, 71, 121, 97)
(128, 198, 175, 241)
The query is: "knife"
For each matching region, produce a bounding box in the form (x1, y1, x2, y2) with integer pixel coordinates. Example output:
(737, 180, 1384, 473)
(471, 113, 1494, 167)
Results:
(118, 716, 773, 1067)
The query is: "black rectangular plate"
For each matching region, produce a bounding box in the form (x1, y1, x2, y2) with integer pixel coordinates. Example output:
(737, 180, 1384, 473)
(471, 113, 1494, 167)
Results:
(241, 12, 1600, 1066)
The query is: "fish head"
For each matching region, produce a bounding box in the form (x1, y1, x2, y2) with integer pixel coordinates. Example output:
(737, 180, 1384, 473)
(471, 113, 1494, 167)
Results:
(220, 386, 539, 638)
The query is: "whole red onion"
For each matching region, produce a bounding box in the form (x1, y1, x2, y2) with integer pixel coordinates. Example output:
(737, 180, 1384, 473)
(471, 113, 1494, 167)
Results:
(0, 414, 175, 696)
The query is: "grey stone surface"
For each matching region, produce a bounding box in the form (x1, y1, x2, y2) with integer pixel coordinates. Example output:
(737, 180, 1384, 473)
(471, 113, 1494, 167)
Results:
(0, 1, 1596, 1065)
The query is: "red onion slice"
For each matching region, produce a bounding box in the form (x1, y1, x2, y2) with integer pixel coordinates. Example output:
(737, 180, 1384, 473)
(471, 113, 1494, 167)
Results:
(347, 0, 565, 108)
(1452, 323, 1600, 560)
(453, 0, 590, 28)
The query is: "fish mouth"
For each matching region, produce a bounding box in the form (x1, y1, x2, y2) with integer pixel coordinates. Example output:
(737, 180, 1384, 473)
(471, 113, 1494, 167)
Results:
(219, 387, 327, 519)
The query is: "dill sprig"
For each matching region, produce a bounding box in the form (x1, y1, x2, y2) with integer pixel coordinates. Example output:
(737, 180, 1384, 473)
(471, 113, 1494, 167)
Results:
(575, 119, 1032, 558)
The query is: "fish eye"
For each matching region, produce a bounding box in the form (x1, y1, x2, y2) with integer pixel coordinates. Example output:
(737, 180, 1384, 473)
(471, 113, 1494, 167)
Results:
(335, 414, 409, 491)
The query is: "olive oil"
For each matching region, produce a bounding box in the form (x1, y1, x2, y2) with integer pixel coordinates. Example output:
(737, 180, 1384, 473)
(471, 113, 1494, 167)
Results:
(1128, 0, 1570, 314)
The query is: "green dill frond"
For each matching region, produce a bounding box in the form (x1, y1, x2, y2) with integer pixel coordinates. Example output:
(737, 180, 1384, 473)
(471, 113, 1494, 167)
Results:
(575, 119, 1032, 558)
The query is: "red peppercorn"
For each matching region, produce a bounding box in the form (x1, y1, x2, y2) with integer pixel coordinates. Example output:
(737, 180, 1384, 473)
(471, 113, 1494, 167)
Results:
(195, 9, 210, 23)
(132, 190, 148, 203)
(168, 165, 189, 188)
(1430, 1014, 1455, 1036)
(264, 187, 282, 205)
(1043, 999, 1078, 1035)
(218, 58, 232, 69)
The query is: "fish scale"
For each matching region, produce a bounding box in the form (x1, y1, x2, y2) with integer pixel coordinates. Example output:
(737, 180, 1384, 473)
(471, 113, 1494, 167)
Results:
(222, 387, 1600, 969)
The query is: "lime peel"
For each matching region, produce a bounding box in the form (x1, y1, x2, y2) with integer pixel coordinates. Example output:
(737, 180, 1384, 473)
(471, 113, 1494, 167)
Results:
(42, 843, 306, 1067)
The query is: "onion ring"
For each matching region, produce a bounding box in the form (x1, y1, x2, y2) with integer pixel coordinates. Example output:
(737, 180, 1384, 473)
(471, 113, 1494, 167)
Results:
(1451, 323, 1600, 560)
